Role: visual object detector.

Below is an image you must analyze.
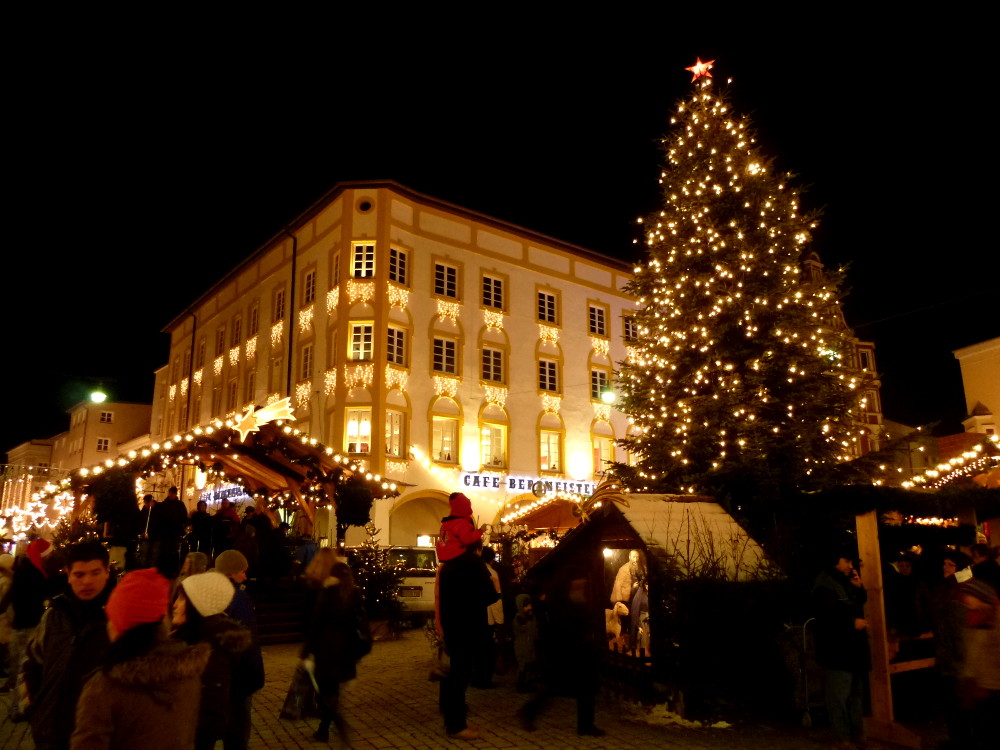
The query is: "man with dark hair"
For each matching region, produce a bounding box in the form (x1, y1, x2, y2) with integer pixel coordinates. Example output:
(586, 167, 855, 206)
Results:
(811, 550, 869, 750)
(22, 540, 113, 750)
(437, 539, 498, 740)
(970, 543, 1000, 595)
(150, 486, 189, 577)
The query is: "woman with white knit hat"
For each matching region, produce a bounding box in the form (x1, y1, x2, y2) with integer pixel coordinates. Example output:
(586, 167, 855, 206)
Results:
(172, 571, 252, 750)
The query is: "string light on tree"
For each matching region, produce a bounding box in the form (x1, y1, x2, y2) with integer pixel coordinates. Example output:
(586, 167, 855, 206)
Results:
(612, 59, 870, 506)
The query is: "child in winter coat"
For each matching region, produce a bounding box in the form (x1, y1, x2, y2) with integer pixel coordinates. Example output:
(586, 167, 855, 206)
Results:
(513, 593, 539, 693)
(436, 493, 483, 562)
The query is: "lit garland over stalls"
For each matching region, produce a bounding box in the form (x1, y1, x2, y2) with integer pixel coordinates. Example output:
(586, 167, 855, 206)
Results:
(20, 407, 399, 539)
(613, 60, 869, 504)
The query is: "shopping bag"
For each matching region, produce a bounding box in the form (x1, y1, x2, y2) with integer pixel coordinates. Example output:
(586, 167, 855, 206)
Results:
(279, 663, 320, 720)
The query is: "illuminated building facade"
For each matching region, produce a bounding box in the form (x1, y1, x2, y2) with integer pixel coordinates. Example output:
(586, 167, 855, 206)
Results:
(156, 182, 635, 545)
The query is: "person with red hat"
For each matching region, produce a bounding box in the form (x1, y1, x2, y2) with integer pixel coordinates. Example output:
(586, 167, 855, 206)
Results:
(435, 493, 497, 740)
(70, 568, 211, 749)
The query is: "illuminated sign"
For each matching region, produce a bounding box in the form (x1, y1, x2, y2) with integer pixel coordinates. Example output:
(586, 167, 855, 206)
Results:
(460, 471, 595, 496)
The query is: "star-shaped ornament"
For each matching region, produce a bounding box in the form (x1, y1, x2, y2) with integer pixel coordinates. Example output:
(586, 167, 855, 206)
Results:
(235, 397, 297, 442)
(685, 57, 715, 81)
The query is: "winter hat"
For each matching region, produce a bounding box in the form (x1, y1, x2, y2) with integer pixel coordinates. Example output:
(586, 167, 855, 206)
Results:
(214, 549, 249, 577)
(181, 571, 234, 617)
(106, 568, 170, 635)
(27, 539, 52, 576)
(449, 493, 473, 518)
(0, 553, 14, 571)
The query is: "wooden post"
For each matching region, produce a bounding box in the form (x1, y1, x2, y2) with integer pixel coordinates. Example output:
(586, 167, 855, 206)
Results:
(856, 509, 922, 749)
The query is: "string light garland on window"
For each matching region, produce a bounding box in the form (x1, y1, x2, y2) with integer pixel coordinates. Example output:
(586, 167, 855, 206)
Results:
(295, 382, 311, 409)
(483, 310, 504, 331)
(299, 305, 314, 333)
(270, 322, 283, 346)
(324, 368, 337, 395)
(385, 366, 408, 391)
(246, 336, 256, 360)
(387, 286, 409, 309)
(433, 376, 459, 398)
(327, 288, 339, 313)
(229, 346, 240, 367)
(590, 337, 610, 357)
(484, 386, 508, 408)
(345, 363, 374, 389)
(347, 280, 375, 304)
(541, 395, 561, 415)
(538, 325, 559, 343)
(214, 356, 224, 376)
(437, 300, 461, 323)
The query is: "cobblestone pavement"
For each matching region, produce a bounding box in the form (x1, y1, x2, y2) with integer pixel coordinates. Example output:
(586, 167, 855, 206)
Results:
(2, 629, 947, 749)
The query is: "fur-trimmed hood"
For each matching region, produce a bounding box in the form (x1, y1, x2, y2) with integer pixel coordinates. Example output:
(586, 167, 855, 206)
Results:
(105, 640, 211, 688)
(201, 613, 253, 656)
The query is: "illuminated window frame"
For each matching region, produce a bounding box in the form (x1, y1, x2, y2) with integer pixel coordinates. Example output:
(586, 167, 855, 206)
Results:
(351, 242, 375, 278)
(539, 430, 561, 473)
(346, 408, 372, 454)
(432, 417, 459, 464)
(350, 323, 375, 362)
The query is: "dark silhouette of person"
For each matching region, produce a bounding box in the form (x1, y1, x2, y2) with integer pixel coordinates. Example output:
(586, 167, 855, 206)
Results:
(518, 564, 605, 736)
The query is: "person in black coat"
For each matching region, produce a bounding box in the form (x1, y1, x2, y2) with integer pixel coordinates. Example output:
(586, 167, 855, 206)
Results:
(172, 571, 252, 750)
(811, 551, 870, 749)
(301, 549, 367, 743)
(437, 542, 498, 740)
(518, 565, 605, 737)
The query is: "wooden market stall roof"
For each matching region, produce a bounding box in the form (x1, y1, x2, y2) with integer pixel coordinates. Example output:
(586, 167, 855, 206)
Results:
(529, 492, 772, 583)
(63, 409, 400, 526)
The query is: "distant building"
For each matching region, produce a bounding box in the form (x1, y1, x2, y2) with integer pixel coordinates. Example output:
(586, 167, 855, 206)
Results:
(801, 251, 884, 456)
(2, 400, 151, 521)
(953, 336, 999, 437)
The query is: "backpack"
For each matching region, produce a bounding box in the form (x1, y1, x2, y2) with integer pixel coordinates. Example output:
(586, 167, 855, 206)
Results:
(351, 599, 373, 660)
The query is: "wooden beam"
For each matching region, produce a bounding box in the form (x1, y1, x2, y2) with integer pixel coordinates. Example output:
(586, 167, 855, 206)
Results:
(856, 509, 922, 749)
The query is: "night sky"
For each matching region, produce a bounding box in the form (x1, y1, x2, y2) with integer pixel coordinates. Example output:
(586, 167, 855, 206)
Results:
(3, 14, 997, 457)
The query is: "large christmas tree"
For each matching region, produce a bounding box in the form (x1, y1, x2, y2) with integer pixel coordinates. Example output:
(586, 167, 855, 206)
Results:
(614, 59, 866, 507)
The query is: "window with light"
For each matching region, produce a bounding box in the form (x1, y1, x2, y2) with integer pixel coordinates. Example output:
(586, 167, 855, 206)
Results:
(346, 409, 372, 453)
(432, 417, 458, 463)
(385, 410, 405, 457)
(540, 431, 561, 472)
(350, 324, 374, 361)
(352, 243, 375, 278)
(481, 424, 506, 468)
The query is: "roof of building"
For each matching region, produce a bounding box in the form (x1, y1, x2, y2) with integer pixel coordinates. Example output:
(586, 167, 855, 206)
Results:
(164, 179, 634, 332)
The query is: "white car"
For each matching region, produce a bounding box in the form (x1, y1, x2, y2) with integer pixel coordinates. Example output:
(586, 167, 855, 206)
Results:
(386, 546, 439, 622)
